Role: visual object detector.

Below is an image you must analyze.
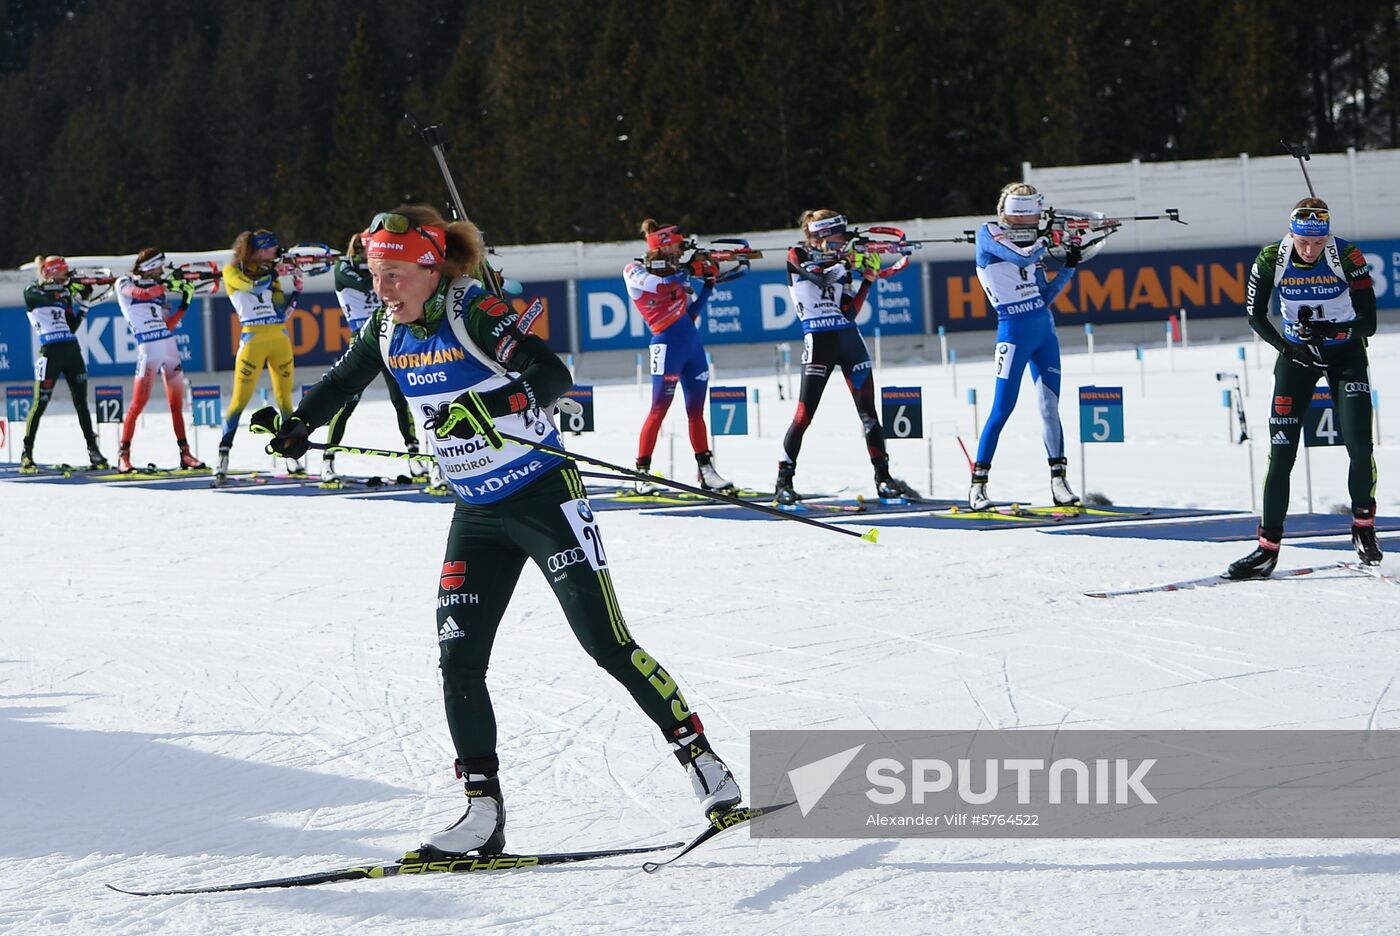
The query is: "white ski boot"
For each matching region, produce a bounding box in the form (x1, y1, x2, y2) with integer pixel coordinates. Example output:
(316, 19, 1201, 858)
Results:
(285, 455, 307, 478)
(634, 459, 665, 495)
(669, 715, 742, 818)
(424, 460, 450, 496)
(211, 447, 231, 488)
(968, 462, 992, 510)
(1049, 457, 1080, 506)
(408, 443, 433, 483)
(410, 771, 506, 859)
(696, 451, 734, 493)
(320, 455, 342, 489)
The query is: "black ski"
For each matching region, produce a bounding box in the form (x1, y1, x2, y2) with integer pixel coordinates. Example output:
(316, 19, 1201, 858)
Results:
(641, 801, 796, 873)
(1084, 561, 1349, 598)
(107, 841, 681, 896)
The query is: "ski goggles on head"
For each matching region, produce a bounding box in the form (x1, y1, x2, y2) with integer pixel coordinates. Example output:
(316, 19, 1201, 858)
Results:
(1289, 206, 1329, 237)
(807, 214, 848, 238)
(39, 256, 69, 280)
(645, 225, 684, 251)
(1002, 193, 1044, 217)
(249, 230, 279, 252)
(363, 212, 446, 265)
(136, 252, 166, 274)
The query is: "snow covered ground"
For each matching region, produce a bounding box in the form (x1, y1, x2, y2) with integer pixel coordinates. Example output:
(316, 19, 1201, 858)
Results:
(3, 328, 1398, 935)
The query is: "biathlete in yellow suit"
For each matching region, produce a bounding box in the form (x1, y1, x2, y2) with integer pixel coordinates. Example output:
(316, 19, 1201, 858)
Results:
(216, 228, 304, 483)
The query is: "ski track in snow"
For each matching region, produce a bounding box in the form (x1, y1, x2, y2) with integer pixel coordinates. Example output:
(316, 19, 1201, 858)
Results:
(3, 336, 1400, 934)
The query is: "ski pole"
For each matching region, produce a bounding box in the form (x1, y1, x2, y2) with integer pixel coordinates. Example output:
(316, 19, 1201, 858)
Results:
(493, 431, 879, 542)
(271, 439, 879, 542)
(956, 436, 975, 472)
(1281, 140, 1317, 197)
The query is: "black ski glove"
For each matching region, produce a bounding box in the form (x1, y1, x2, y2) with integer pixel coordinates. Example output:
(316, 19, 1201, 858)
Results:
(1303, 319, 1346, 345)
(249, 406, 310, 458)
(1064, 244, 1083, 268)
(1280, 342, 1325, 371)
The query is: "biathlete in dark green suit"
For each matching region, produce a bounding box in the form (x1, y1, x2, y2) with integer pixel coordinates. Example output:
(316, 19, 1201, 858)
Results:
(20, 255, 107, 471)
(252, 204, 742, 860)
(1228, 197, 1382, 578)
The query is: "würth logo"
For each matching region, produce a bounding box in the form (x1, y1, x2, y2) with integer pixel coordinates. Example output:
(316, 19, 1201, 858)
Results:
(440, 561, 466, 591)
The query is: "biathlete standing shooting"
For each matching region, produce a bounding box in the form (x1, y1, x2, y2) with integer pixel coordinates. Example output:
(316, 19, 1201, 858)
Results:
(774, 210, 918, 505)
(19, 255, 108, 471)
(112, 248, 205, 472)
(1227, 197, 1381, 578)
(624, 219, 733, 493)
(966, 183, 1082, 511)
(215, 228, 303, 485)
(252, 204, 742, 860)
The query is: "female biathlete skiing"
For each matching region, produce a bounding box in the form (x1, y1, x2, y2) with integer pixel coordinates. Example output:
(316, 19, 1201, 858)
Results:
(1226, 197, 1381, 578)
(966, 182, 1082, 510)
(215, 228, 303, 485)
(113, 248, 205, 472)
(773, 210, 918, 505)
(252, 205, 743, 859)
(624, 219, 732, 493)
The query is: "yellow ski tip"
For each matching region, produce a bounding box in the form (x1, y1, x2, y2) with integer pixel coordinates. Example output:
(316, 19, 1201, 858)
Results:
(860, 528, 880, 543)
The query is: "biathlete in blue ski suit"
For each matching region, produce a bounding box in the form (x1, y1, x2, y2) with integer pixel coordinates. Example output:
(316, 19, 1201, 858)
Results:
(967, 184, 1082, 510)
(253, 204, 742, 863)
(623, 219, 732, 493)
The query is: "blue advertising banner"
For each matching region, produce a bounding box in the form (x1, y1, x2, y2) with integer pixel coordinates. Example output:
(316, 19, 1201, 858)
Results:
(0, 300, 207, 381)
(577, 266, 924, 352)
(1362, 238, 1400, 309)
(212, 279, 572, 371)
(0, 311, 28, 382)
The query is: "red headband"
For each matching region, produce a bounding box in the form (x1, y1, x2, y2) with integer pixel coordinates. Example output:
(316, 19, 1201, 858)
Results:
(40, 256, 69, 280)
(646, 225, 684, 251)
(364, 225, 447, 266)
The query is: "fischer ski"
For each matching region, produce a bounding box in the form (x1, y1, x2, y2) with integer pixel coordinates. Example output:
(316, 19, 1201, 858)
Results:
(107, 841, 682, 896)
(1084, 561, 1349, 598)
(641, 801, 796, 874)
